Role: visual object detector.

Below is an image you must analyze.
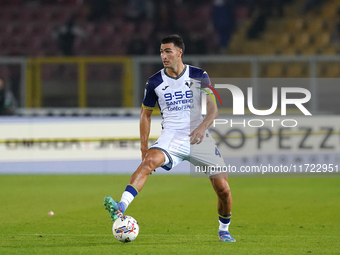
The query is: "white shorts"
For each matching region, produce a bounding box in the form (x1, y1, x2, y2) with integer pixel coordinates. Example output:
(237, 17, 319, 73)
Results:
(149, 129, 226, 177)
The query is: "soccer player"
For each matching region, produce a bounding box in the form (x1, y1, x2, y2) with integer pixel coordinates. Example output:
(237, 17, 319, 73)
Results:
(104, 34, 235, 242)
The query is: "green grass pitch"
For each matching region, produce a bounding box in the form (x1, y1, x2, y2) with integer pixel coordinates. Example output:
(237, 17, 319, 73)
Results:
(0, 175, 339, 255)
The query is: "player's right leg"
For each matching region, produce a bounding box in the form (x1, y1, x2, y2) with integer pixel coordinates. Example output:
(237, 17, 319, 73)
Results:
(210, 174, 236, 242)
(104, 149, 165, 221)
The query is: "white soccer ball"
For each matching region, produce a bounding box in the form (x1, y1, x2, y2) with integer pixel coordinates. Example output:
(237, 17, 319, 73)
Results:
(112, 216, 139, 242)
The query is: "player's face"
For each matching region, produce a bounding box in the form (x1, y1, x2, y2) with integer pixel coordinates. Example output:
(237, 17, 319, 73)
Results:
(160, 43, 182, 69)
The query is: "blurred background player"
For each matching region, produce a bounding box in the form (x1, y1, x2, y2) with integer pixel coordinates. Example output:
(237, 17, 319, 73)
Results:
(53, 15, 87, 56)
(0, 78, 17, 116)
(103, 35, 235, 242)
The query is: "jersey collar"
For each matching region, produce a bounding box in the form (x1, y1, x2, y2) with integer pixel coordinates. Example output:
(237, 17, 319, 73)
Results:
(164, 65, 187, 80)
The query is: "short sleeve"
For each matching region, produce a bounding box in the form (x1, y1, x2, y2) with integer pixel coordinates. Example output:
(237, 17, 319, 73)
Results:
(142, 80, 157, 110)
(200, 71, 212, 95)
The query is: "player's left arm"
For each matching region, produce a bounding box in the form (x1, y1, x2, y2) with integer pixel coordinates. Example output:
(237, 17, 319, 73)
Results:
(189, 95, 218, 144)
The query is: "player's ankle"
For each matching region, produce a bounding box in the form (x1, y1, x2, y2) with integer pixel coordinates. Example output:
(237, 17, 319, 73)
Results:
(118, 202, 126, 213)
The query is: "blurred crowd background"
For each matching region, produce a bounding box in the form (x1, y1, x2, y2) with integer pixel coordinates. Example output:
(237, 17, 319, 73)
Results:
(1, 0, 339, 57)
(1, 0, 340, 114)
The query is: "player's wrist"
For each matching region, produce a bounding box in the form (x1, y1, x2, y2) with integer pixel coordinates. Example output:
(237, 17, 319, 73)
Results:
(141, 145, 148, 151)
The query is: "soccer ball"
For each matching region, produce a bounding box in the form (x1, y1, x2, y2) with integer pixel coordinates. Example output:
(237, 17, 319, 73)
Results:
(112, 216, 139, 242)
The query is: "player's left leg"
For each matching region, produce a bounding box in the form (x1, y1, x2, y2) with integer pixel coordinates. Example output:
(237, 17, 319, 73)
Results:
(104, 149, 165, 221)
(210, 174, 236, 242)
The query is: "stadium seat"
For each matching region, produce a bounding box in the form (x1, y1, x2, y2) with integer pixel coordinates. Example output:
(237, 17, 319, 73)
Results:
(25, 37, 43, 55)
(34, 7, 55, 22)
(11, 35, 26, 49)
(104, 36, 127, 55)
(139, 21, 154, 40)
(314, 32, 331, 48)
(281, 47, 298, 55)
(0, 24, 13, 35)
(323, 62, 340, 77)
(260, 46, 278, 55)
(12, 24, 34, 37)
(264, 63, 284, 78)
(86, 37, 104, 50)
(273, 33, 293, 48)
(285, 18, 306, 33)
(285, 63, 308, 77)
(317, 62, 327, 77)
(0, 8, 15, 22)
(0, 42, 10, 55)
(52, 8, 74, 23)
(16, 8, 36, 22)
(243, 41, 263, 54)
(307, 18, 327, 34)
(118, 22, 136, 42)
(97, 23, 115, 37)
(228, 32, 245, 52)
(266, 19, 285, 33)
(300, 46, 318, 55)
(33, 23, 56, 38)
(321, 46, 338, 55)
(293, 32, 311, 47)
(80, 22, 96, 35)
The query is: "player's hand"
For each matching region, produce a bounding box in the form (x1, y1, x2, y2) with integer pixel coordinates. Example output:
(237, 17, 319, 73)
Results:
(189, 126, 205, 145)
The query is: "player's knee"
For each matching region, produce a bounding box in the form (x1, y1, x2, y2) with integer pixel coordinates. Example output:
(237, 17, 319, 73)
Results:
(217, 185, 231, 200)
(142, 155, 162, 173)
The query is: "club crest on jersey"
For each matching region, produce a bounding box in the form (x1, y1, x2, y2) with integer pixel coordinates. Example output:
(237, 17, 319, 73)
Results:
(185, 81, 194, 88)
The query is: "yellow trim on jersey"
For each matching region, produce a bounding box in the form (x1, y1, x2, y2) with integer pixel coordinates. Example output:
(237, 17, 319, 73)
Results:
(142, 103, 154, 110)
(203, 71, 207, 74)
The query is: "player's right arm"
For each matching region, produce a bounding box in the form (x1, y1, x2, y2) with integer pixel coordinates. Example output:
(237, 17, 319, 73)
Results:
(140, 106, 153, 160)
(140, 79, 158, 159)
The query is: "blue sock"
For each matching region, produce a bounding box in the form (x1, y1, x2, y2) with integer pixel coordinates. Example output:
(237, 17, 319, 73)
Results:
(120, 184, 139, 213)
(219, 213, 231, 233)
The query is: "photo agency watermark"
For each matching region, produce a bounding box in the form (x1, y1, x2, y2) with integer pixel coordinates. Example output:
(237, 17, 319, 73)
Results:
(201, 84, 312, 128)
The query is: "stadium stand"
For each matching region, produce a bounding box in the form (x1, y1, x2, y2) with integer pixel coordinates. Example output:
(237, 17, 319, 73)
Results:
(229, 0, 340, 59)
(0, 0, 219, 56)
(0, 0, 338, 60)
(0, 0, 340, 86)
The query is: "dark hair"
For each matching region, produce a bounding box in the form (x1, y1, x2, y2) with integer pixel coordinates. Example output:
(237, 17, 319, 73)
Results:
(161, 34, 185, 53)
